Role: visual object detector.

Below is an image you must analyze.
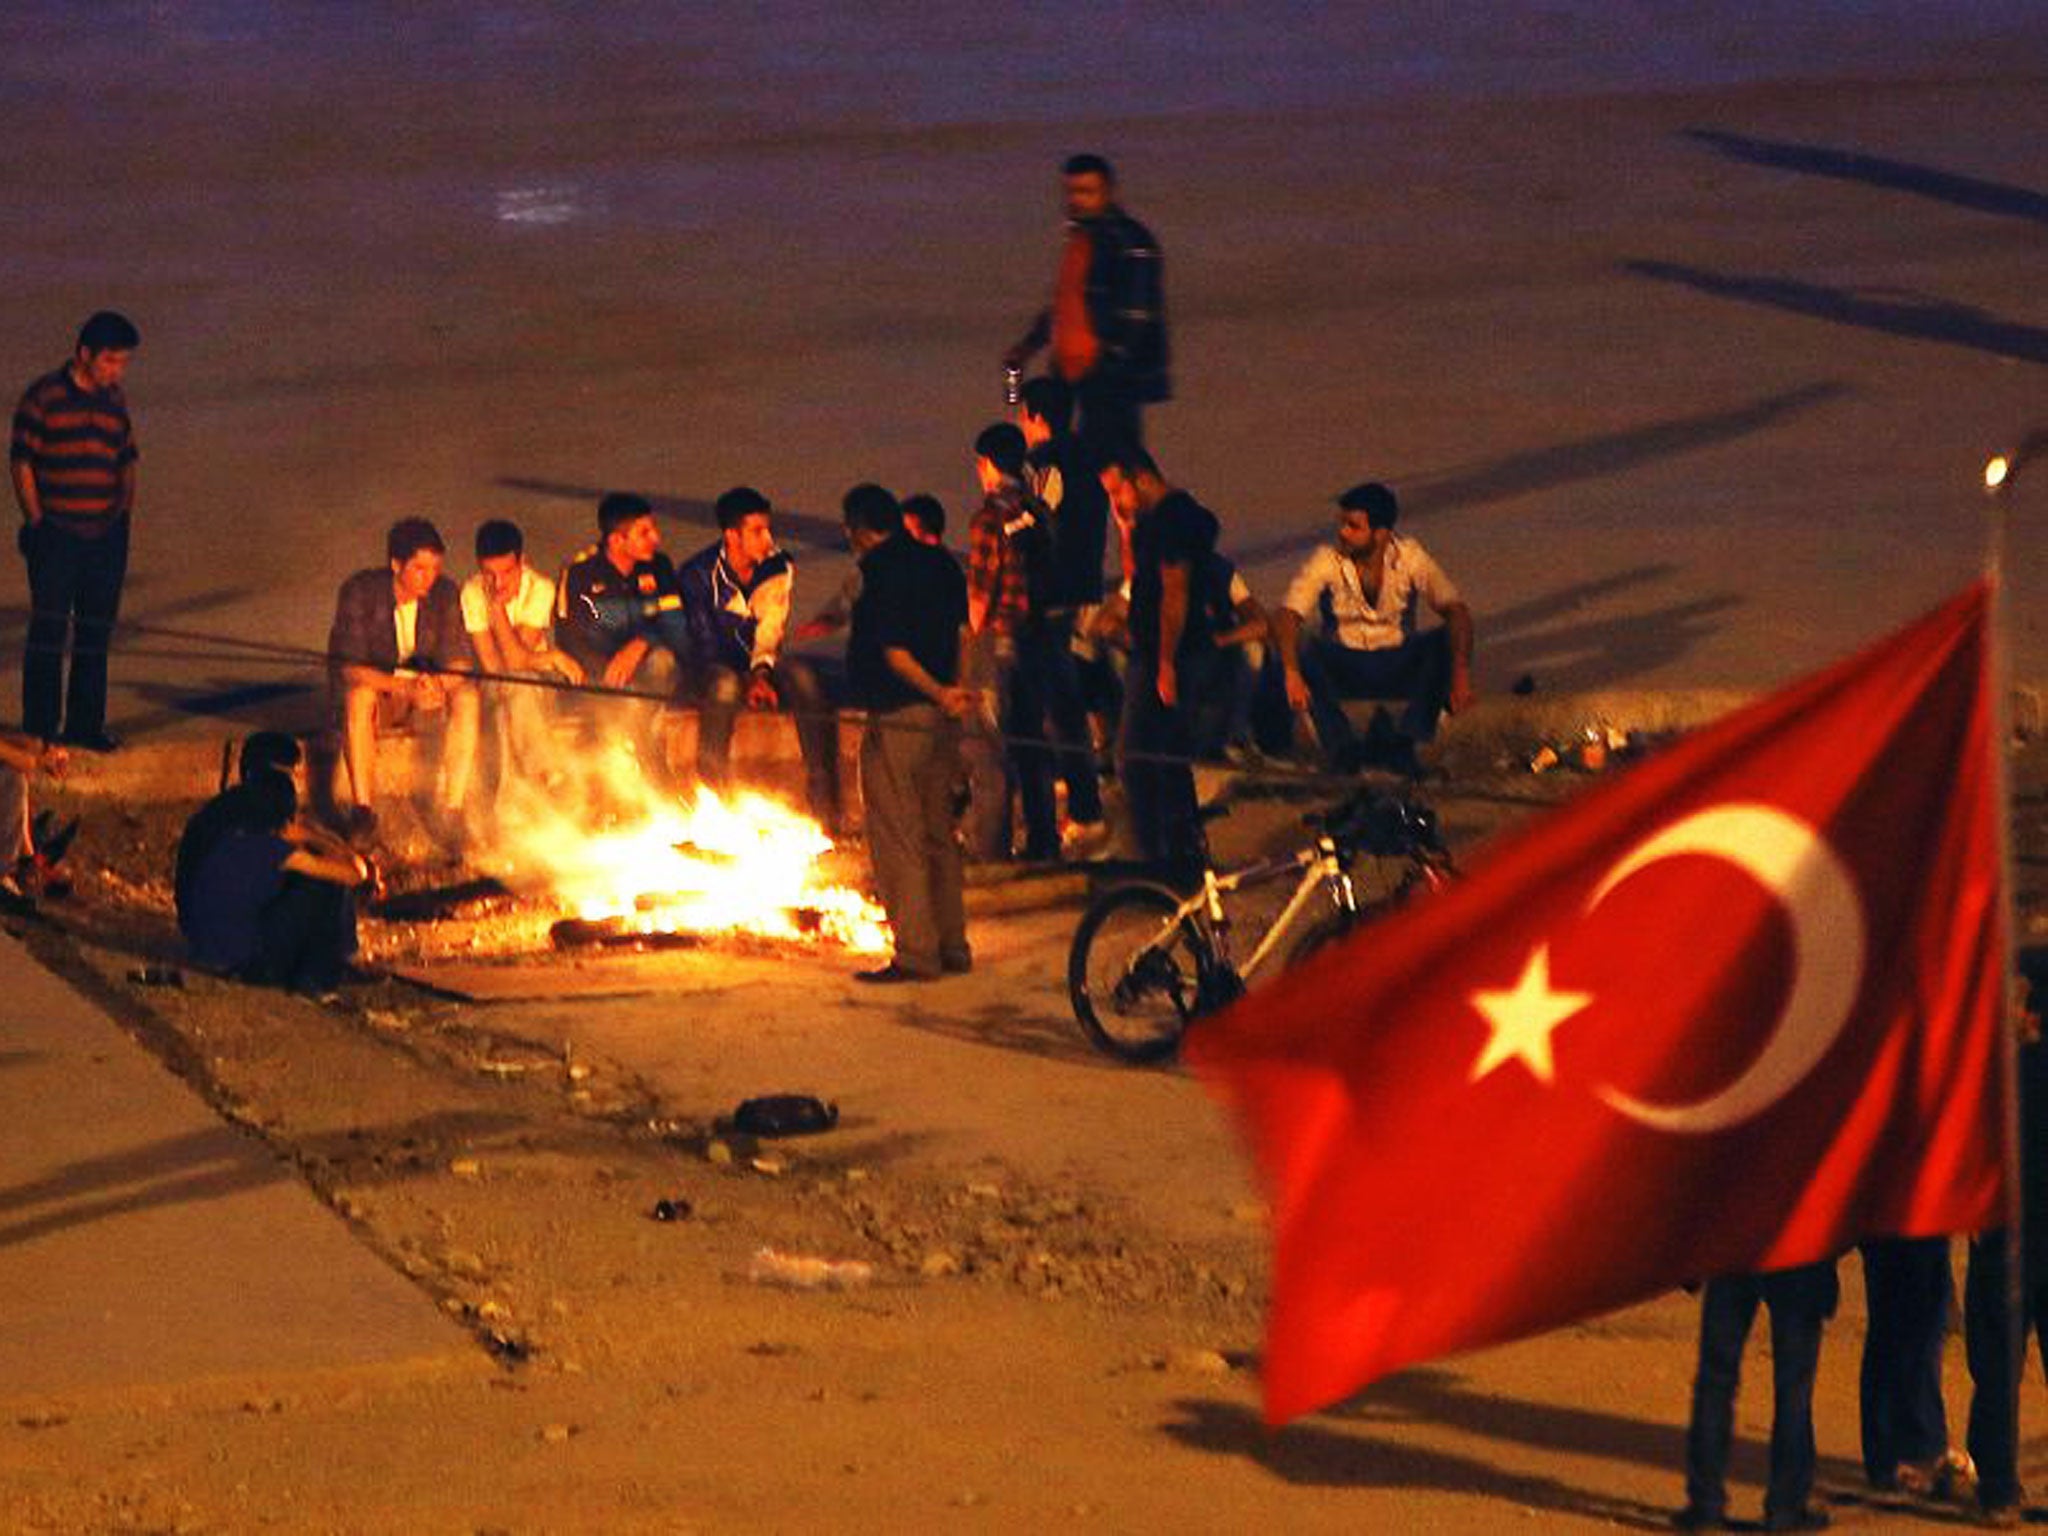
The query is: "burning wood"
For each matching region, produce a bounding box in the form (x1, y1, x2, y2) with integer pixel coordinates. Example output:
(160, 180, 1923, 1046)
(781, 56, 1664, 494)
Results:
(490, 752, 889, 957)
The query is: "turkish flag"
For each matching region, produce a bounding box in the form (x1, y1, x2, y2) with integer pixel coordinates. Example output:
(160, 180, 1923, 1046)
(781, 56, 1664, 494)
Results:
(1186, 583, 2006, 1424)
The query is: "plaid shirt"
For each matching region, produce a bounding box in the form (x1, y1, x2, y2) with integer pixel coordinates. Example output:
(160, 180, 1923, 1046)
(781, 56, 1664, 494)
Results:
(967, 479, 1036, 639)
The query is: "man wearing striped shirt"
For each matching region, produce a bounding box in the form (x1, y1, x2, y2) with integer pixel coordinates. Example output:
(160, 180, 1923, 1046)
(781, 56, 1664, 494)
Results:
(10, 312, 142, 751)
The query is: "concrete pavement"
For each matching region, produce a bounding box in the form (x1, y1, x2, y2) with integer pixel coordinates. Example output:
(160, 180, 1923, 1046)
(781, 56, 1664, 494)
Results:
(0, 928, 467, 1399)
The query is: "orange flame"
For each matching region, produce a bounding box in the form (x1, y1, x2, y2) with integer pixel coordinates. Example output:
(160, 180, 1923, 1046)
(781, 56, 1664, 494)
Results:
(490, 736, 889, 954)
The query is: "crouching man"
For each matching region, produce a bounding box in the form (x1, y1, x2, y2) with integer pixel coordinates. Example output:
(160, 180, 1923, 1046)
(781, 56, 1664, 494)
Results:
(180, 770, 371, 998)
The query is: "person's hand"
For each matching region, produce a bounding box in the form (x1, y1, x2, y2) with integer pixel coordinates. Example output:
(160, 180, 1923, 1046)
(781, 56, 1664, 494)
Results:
(1448, 670, 1476, 714)
(410, 674, 446, 711)
(746, 671, 779, 710)
(1155, 661, 1178, 709)
(602, 650, 639, 690)
(937, 685, 978, 720)
(1284, 668, 1311, 714)
(552, 651, 585, 687)
(36, 742, 69, 779)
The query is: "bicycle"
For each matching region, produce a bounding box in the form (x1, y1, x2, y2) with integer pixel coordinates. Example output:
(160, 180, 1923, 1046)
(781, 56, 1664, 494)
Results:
(1067, 787, 1454, 1064)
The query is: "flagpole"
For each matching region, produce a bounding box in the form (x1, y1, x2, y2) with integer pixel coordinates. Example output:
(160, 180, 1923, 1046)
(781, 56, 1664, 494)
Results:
(1982, 444, 2024, 1491)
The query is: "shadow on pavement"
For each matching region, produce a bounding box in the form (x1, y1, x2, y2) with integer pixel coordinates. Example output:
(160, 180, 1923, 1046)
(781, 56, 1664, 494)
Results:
(1229, 383, 1849, 568)
(878, 992, 1120, 1069)
(1161, 1395, 1676, 1528)
(114, 675, 322, 739)
(1683, 128, 2048, 228)
(1485, 589, 1746, 692)
(0, 1107, 527, 1252)
(1625, 260, 2048, 367)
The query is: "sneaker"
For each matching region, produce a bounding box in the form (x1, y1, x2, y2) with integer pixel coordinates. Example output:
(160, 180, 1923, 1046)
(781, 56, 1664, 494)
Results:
(1671, 1507, 1727, 1532)
(1221, 739, 1265, 771)
(1897, 1448, 1976, 1502)
(59, 729, 119, 754)
(1060, 818, 1110, 857)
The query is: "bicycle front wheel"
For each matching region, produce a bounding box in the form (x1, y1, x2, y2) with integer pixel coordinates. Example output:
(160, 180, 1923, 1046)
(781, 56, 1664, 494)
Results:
(1069, 881, 1212, 1064)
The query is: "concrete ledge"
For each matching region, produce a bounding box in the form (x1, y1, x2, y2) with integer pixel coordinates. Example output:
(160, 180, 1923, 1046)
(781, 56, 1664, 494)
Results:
(48, 681, 1994, 808)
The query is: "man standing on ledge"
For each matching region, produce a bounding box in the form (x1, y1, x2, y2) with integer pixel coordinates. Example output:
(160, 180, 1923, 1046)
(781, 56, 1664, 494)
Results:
(1100, 446, 1218, 878)
(10, 311, 142, 752)
(843, 484, 974, 984)
(1003, 155, 1169, 456)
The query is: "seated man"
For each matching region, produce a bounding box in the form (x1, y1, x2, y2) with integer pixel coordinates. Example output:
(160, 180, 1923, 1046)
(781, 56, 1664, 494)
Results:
(678, 487, 840, 827)
(1275, 481, 1473, 775)
(326, 517, 479, 845)
(555, 492, 688, 773)
(462, 519, 582, 789)
(555, 495, 685, 692)
(181, 770, 370, 998)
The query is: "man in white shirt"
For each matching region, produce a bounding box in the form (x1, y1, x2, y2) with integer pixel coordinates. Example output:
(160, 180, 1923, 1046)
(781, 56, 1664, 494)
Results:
(462, 519, 583, 790)
(1275, 482, 1474, 774)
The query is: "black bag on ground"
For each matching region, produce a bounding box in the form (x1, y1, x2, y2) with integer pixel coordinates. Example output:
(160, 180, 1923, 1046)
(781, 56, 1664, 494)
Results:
(730, 1094, 839, 1138)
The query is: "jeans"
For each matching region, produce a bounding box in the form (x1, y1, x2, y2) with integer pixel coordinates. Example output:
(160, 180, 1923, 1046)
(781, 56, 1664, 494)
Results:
(1686, 1262, 1837, 1522)
(696, 656, 841, 825)
(1858, 1236, 1953, 1484)
(22, 515, 128, 741)
(1965, 1228, 2048, 1509)
(1294, 628, 1452, 761)
(1118, 649, 1203, 874)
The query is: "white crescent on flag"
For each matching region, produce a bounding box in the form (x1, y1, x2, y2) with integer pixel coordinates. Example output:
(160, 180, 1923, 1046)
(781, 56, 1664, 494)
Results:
(1589, 803, 1867, 1133)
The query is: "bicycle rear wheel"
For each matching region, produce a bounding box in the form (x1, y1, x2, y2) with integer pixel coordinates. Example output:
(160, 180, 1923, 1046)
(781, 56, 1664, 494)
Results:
(1069, 882, 1213, 1064)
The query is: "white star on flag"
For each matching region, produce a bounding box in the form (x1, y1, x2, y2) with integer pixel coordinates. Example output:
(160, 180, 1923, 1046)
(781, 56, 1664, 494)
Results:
(1468, 944, 1594, 1085)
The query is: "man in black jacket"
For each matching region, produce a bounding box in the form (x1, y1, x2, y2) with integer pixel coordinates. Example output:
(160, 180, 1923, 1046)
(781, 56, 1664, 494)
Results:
(1017, 375, 1108, 848)
(1004, 154, 1169, 456)
(844, 484, 974, 983)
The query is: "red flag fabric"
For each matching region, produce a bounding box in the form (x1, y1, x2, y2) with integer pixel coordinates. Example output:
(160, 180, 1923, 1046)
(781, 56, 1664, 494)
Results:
(1186, 583, 2006, 1424)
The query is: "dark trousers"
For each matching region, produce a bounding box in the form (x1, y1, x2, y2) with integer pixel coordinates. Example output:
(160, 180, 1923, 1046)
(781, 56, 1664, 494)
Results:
(1858, 1236, 1953, 1484)
(859, 703, 967, 975)
(697, 656, 841, 824)
(1294, 626, 1458, 765)
(1119, 650, 1203, 873)
(1964, 1229, 2048, 1509)
(1074, 373, 1144, 459)
(22, 516, 129, 741)
(1294, 628, 1452, 760)
(1012, 617, 1105, 849)
(245, 875, 357, 994)
(1685, 1262, 1838, 1523)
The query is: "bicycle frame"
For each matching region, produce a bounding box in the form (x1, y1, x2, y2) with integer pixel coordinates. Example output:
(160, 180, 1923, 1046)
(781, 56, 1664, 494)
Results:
(1185, 832, 1356, 986)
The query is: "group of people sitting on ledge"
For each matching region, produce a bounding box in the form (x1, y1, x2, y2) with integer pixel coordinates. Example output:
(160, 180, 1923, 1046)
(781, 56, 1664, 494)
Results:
(154, 373, 1477, 994)
(306, 373, 1475, 882)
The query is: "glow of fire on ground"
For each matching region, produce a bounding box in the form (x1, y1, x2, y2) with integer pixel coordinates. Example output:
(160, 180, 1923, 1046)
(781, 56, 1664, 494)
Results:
(490, 737, 890, 955)
(552, 786, 889, 952)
